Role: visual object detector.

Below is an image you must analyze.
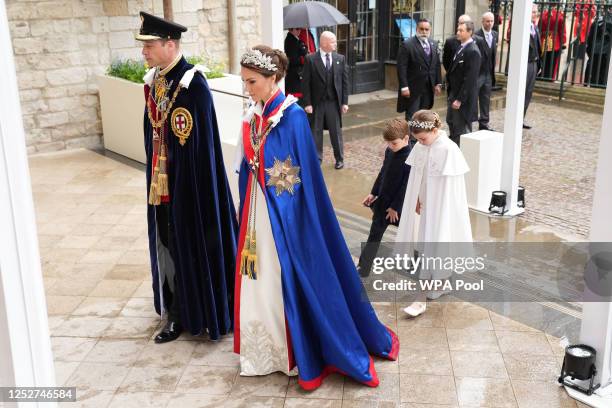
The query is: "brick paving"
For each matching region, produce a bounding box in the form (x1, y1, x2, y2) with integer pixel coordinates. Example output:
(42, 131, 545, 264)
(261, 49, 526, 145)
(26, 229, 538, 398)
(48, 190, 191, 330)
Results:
(323, 93, 602, 238)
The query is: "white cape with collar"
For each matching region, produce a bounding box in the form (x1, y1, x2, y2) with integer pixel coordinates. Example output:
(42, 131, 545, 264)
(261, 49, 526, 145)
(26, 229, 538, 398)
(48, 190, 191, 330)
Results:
(396, 131, 472, 271)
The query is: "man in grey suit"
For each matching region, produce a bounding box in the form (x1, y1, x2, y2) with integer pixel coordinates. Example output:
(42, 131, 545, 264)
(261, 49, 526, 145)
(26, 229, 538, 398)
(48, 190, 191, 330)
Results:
(446, 20, 481, 146)
(475, 12, 498, 131)
(303, 31, 350, 169)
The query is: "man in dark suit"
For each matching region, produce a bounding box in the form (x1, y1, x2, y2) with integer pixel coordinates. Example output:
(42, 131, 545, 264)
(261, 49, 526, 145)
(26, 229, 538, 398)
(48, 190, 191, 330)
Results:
(475, 12, 498, 131)
(396, 18, 442, 122)
(524, 5, 542, 129)
(446, 20, 481, 146)
(284, 28, 308, 102)
(443, 14, 472, 73)
(303, 31, 350, 169)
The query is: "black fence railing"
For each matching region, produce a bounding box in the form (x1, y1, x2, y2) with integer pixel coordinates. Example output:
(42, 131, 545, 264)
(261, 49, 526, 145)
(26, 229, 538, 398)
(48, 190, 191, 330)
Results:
(493, 0, 611, 97)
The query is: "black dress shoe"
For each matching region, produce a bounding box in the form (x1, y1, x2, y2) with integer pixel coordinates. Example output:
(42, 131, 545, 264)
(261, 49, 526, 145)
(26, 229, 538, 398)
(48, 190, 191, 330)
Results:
(357, 266, 370, 278)
(491, 85, 502, 91)
(334, 161, 344, 170)
(522, 123, 532, 130)
(154, 321, 183, 344)
(479, 125, 495, 131)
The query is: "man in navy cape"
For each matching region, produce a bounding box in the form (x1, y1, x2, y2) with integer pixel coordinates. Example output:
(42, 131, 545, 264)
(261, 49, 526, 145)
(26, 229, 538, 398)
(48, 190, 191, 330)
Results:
(136, 12, 237, 343)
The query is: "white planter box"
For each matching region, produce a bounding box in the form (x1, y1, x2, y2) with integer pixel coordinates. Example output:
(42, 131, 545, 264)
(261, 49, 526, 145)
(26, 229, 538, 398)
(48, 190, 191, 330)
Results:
(98, 75, 147, 163)
(98, 73, 246, 199)
(98, 73, 245, 162)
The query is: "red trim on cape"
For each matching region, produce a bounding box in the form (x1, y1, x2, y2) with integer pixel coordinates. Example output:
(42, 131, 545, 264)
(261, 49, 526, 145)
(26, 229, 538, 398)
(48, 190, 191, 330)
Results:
(285, 318, 296, 371)
(386, 327, 400, 361)
(298, 356, 379, 391)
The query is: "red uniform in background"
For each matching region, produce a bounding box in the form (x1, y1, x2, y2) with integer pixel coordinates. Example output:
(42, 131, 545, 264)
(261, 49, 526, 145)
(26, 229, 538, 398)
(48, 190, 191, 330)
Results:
(573, 0, 597, 59)
(539, 8, 567, 79)
(299, 28, 316, 54)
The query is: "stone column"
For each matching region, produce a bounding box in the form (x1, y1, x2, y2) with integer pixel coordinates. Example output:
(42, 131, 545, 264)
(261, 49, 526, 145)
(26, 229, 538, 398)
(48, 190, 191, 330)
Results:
(499, 0, 532, 216)
(0, 0, 56, 396)
(575, 59, 612, 403)
(260, 0, 284, 50)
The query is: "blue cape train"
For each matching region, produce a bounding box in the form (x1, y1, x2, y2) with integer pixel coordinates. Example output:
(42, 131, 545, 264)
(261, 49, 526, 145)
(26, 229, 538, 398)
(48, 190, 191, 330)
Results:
(234, 90, 398, 390)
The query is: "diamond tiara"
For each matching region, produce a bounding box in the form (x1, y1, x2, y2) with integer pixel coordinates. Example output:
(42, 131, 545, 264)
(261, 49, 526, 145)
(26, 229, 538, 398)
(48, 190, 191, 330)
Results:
(240, 49, 278, 72)
(408, 120, 436, 130)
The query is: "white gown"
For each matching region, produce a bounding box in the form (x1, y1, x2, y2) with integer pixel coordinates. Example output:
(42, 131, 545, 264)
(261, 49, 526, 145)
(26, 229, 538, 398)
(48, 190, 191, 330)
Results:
(396, 131, 473, 280)
(233, 96, 297, 377)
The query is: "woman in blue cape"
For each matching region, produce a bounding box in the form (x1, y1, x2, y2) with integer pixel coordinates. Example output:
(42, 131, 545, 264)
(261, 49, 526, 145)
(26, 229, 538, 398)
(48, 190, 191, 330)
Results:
(233, 46, 399, 391)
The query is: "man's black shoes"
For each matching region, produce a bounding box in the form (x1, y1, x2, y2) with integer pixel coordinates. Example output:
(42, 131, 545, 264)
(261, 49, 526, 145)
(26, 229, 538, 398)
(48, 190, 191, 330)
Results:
(335, 161, 344, 170)
(154, 321, 183, 344)
(522, 123, 532, 130)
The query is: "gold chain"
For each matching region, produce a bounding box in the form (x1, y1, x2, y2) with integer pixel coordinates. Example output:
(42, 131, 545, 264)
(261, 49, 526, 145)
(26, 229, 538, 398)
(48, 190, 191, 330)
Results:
(147, 81, 182, 128)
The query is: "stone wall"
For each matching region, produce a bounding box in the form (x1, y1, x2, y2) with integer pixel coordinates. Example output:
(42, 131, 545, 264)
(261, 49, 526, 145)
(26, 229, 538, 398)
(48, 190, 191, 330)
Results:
(7, 0, 261, 154)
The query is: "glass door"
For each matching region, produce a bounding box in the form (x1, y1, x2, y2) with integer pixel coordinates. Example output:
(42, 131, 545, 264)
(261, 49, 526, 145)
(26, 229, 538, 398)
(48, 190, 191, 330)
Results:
(349, 0, 385, 93)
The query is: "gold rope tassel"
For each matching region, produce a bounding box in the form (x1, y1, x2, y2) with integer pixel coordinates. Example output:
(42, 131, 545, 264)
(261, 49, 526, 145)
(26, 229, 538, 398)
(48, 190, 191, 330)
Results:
(157, 144, 169, 196)
(246, 235, 257, 280)
(240, 175, 258, 280)
(157, 153, 169, 196)
(149, 165, 161, 205)
(239, 240, 250, 276)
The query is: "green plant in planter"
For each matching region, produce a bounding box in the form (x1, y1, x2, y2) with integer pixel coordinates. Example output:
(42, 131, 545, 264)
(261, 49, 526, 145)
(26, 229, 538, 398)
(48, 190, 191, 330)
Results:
(186, 55, 225, 79)
(107, 59, 148, 84)
(107, 56, 225, 83)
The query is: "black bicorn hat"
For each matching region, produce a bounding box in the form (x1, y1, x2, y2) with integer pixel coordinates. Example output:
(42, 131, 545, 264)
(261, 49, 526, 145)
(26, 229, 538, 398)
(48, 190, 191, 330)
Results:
(135, 11, 187, 41)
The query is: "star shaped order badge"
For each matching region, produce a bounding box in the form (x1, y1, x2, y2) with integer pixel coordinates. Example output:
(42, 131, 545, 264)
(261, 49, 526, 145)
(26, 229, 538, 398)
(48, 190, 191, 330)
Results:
(265, 156, 301, 196)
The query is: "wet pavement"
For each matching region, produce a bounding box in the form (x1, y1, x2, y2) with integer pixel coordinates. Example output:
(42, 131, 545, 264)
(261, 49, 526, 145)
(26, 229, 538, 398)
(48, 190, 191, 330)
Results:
(323, 90, 602, 239)
(28, 148, 587, 407)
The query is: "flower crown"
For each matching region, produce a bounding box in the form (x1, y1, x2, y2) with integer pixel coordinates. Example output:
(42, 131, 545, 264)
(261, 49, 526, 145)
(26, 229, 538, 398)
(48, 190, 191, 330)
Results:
(240, 49, 278, 72)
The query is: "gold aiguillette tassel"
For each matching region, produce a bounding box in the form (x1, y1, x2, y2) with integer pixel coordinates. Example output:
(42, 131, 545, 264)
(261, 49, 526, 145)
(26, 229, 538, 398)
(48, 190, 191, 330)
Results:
(240, 235, 250, 277)
(247, 235, 257, 280)
(149, 164, 161, 205)
(157, 148, 169, 196)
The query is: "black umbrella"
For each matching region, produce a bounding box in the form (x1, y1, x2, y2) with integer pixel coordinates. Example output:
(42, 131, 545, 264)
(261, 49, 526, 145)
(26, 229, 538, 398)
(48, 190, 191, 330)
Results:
(283, 1, 350, 29)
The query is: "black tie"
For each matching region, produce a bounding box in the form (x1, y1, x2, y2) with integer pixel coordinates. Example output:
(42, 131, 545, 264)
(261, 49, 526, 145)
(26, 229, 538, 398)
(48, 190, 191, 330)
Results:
(325, 53, 331, 70)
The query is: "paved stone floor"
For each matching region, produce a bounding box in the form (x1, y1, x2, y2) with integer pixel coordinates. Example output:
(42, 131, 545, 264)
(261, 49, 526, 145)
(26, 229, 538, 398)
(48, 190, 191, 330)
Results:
(322, 92, 602, 238)
(29, 149, 589, 407)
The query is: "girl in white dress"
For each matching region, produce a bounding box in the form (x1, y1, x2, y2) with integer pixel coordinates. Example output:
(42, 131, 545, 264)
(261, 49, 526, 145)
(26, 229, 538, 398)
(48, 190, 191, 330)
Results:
(395, 110, 473, 316)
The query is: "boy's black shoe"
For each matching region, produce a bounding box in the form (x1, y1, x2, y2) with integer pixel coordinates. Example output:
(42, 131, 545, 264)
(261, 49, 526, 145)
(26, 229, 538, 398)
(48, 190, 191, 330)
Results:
(154, 321, 183, 344)
(335, 161, 344, 169)
(357, 266, 370, 277)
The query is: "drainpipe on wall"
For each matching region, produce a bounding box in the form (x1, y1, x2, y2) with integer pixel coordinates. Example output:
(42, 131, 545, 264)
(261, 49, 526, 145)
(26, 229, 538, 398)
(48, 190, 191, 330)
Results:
(228, 0, 239, 74)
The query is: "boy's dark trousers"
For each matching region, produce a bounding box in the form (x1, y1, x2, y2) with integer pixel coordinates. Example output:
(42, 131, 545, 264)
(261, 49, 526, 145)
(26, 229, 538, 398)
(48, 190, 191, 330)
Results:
(358, 206, 392, 275)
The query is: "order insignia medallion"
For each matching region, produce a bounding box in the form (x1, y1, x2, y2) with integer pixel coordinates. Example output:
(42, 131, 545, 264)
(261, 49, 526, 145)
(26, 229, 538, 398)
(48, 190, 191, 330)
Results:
(171, 107, 193, 146)
(265, 156, 301, 196)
